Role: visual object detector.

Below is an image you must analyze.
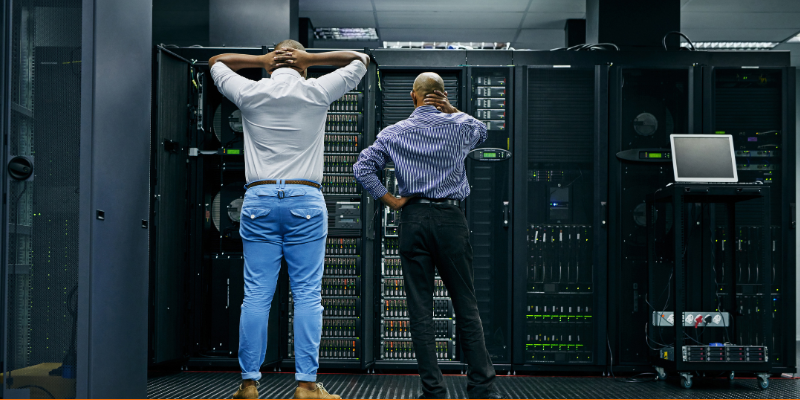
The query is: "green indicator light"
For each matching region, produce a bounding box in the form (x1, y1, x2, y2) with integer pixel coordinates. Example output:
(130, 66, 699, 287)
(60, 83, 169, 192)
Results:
(648, 152, 662, 158)
(483, 152, 497, 158)
(227, 149, 241, 155)
(715, 131, 726, 134)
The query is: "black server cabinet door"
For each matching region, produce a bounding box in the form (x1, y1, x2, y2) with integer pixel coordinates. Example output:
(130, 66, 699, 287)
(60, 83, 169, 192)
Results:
(2, 7, 83, 396)
(513, 65, 608, 367)
(465, 67, 512, 364)
(150, 50, 191, 364)
(704, 66, 795, 372)
(608, 66, 700, 367)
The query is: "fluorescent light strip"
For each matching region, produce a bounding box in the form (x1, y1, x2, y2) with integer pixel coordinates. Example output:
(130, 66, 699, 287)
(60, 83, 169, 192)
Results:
(383, 41, 510, 50)
(788, 32, 800, 43)
(682, 42, 779, 50)
(314, 28, 378, 41)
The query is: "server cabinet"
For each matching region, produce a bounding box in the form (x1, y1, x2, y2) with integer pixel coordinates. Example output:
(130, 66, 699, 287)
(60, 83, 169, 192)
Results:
(374, 66, 466, 369)
(279, 61, 377, 370)
(512, 65, 608, 369)
(608, 66, 701, 368)
(702, 66, 795, 373)
(464, 66, 513, 365)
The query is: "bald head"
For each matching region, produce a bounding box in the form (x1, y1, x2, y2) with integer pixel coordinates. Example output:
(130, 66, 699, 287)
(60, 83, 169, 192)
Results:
(413, 72, 445, 99)
(275, 39, 304, 51)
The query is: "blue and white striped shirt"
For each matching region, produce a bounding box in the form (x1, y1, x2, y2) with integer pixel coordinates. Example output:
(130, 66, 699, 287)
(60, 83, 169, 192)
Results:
(353, 105, 487, 200)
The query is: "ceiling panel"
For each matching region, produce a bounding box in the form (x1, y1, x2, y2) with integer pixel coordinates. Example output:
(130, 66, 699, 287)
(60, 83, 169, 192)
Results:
(373, 0, 531, 12)
(521, 12, 586, 29)
(527, 0, 585, 13)
(513, 29, 564, 49)
(379, 28, 518, 42)
(299, 11, 377, 28)
(680, 28, 799, 42)
(682, 0, 800, 13)
(378, 11, 523, 29)
(299, 0, 373, 12)
(682, 12, 800, 29)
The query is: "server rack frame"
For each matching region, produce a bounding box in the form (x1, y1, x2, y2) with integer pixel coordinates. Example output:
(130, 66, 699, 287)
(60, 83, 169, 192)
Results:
(607, 64, 703, 371)
(463, 66, 514, 369)
(701, 65, 796, 375)
(512, 64, 609, 371)
(373, 65, 468, 371)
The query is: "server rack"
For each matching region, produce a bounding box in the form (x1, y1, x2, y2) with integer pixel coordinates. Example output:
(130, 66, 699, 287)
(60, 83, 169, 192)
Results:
(278, 60, 377, 370)
(374, 66, 465, 370)
(512, 65, 608, 370)
(701, 66, 796, 374)
(464, 66, 514, 366)
(607, 65, 702, 370)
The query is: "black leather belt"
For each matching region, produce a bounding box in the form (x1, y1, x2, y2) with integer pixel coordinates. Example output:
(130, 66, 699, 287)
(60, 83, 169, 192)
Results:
(406, 197, 460, 207)
(246, 180, 321, 189)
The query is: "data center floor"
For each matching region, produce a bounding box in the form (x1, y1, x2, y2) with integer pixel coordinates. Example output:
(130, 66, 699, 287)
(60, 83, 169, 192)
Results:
(147, 371, 800, 399)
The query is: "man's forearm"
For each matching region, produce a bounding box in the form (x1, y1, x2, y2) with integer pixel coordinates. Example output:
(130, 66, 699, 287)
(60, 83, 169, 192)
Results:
(209, 54, 265, 71)
(308, 51, 369, 68)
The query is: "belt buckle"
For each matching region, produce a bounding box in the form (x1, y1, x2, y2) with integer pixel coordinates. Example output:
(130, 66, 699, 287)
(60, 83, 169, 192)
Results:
(277, 190, 285, 199)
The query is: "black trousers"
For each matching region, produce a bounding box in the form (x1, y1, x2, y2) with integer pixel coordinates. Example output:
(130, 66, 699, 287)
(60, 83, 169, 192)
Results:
(398, 202, 496, 399)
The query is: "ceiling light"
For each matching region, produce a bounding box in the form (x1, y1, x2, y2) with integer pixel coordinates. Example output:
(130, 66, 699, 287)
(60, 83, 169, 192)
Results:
(682, 42, 779, 50)
(382, 41, 510, 50)
(788, 32, 800, 43)
(314, 28, 378, 41)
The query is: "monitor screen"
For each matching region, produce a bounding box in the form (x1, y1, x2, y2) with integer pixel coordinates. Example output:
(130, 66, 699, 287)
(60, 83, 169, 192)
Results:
(671, 135, 737, 182)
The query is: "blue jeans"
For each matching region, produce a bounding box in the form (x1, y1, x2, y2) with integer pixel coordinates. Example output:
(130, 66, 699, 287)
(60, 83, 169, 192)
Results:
(238, 181, 327, 382)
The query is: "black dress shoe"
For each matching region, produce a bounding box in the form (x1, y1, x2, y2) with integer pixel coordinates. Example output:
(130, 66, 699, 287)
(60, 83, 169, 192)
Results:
(418, 392, 448, 399)
(469, 391, 506, 399)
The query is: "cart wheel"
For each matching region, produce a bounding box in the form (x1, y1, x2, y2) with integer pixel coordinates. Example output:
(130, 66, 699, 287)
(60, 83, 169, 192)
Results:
(757, 376, 769, 389)
(729, 372, 735, 381)
(657, 371, 667, 381)
(681, 376, 693, 389)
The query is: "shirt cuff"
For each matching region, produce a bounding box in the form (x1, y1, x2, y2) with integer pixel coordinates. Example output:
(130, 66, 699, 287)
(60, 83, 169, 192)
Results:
(367, 184, 389, 201)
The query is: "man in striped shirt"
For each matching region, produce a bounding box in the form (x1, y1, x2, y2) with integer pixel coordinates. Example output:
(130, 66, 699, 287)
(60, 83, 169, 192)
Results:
(354, 73, 500, 399)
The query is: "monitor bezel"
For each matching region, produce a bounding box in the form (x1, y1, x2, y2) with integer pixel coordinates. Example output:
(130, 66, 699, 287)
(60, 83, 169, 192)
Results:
(670, 134, 739, 183)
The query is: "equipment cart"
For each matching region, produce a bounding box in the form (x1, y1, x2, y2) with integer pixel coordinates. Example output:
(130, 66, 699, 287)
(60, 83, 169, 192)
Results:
(646, 184, 771, 389)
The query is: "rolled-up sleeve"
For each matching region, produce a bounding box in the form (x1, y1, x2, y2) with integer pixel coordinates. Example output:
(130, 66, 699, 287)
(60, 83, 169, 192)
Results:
(353, 132, 391, 200)
(464, 116, 488, 149)
(315, 60, 368, 105)
(210, 62, 254, 108)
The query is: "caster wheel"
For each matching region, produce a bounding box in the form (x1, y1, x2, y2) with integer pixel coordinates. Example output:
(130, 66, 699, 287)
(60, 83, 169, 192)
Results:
(681, 376, 693, 389)
(729, 372, 735, 381)
(657, 372, 667, 381)
(757, 376, 769, 389)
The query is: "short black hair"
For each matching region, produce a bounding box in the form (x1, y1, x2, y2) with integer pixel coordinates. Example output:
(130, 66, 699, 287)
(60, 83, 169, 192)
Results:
(275, 39, 305, 51)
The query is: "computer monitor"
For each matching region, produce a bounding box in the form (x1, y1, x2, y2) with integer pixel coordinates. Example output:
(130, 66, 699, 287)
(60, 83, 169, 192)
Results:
(670, 134, 738, 183)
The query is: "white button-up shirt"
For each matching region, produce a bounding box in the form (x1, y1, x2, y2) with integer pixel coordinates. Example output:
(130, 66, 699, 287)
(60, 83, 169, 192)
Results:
(210, 60, 367, 184)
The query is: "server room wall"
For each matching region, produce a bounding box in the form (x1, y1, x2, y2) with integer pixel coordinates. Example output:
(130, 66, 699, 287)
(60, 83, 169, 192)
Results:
(149, 48, 796, 375)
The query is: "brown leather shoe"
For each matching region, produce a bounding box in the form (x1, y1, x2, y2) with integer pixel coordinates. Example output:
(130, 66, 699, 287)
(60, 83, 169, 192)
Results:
(293, 382, 341, 399)
(232, 382, 259, 399)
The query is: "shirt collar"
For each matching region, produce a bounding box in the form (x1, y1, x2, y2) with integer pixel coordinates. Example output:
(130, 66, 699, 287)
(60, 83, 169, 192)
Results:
(410, 105, 440, 117)
(270, 67, 302, 79)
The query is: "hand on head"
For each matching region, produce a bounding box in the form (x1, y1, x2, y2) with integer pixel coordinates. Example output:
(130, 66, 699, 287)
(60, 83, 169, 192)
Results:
(271, 48, 312, 74)
(423, 90, 458, 113)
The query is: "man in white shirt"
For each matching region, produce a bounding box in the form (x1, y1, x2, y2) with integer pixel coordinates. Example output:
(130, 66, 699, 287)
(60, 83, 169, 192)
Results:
(209, 40, 368, 399)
